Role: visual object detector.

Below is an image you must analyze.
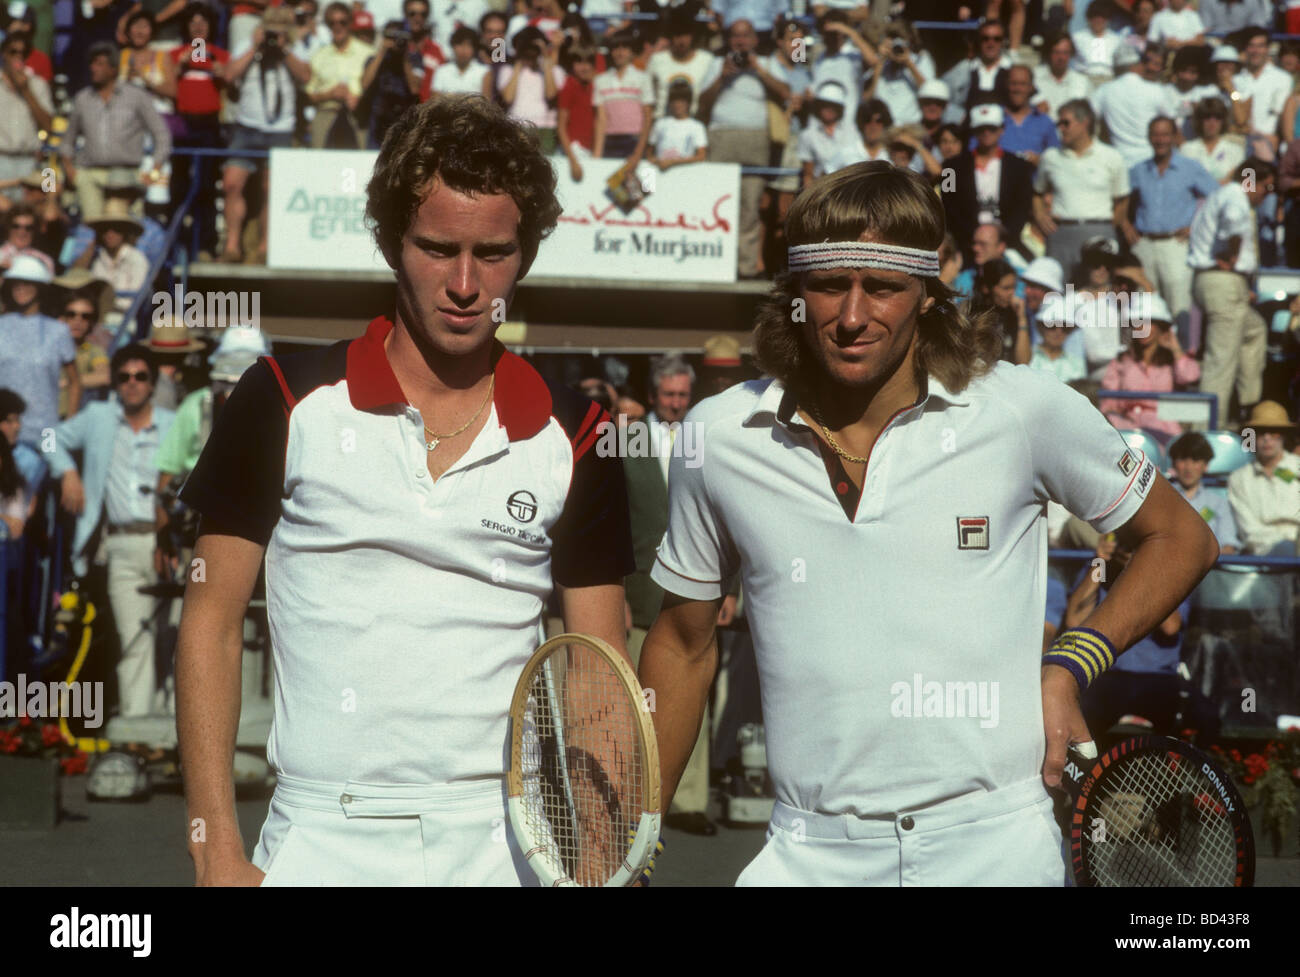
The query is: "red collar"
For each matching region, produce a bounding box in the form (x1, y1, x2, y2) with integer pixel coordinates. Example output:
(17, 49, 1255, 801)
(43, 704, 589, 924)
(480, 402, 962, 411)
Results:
(346, 316, 552, 442)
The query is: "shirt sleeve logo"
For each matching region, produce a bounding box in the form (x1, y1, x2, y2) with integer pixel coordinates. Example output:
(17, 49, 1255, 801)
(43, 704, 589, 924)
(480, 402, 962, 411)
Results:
(1117, 452, 1137, 476)
(1135, 460, 1156, 498)
(956, 516, 990, 550)
(507, 490, 538, 524)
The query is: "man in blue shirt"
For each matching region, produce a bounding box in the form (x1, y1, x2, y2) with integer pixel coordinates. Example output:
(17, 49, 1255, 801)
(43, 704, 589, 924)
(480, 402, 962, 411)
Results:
(1168, 432, 1240, 553)
(1120, 115, 1219, 329)
(999, 64, 1059, 168)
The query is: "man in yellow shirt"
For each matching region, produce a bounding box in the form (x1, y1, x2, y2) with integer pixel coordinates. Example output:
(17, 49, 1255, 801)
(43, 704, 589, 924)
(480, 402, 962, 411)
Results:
(306, 3, 375, 148)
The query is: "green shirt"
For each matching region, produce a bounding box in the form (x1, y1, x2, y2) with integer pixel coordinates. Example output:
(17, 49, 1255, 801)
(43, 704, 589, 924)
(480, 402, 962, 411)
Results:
(155, 386, 211, 476)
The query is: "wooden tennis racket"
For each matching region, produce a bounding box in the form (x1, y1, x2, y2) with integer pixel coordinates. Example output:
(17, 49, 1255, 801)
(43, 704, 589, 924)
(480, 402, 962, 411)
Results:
(1060, 736, 1254, 887)
(507, 633, 662, 887)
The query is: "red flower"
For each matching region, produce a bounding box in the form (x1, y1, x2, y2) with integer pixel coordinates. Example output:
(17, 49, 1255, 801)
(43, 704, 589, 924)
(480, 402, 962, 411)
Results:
(17, 716, 32, 728)
(1230, 749, 1242, 762)
(60, 753, 88, 776)
(41, 724, 64, 747)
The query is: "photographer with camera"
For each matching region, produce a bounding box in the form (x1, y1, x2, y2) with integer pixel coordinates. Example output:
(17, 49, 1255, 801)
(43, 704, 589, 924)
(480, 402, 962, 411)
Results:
(360, 20, 422, 148)
(868, 21, 935, 129)
(305, 1, 374, 148)
(220, 7, 310, 263)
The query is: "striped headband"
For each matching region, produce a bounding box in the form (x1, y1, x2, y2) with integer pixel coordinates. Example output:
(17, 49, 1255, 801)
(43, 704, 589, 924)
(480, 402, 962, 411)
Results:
(787, 241, 941, 277)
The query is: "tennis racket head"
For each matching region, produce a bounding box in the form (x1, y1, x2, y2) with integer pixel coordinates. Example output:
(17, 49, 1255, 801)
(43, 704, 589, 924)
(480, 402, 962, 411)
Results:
(507, 632, 662, 887)
(1062, 736, 1254, 887)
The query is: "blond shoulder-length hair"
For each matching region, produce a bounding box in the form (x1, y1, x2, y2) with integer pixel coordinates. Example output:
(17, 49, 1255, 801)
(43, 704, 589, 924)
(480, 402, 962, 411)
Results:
(753, 162, 1002, 402)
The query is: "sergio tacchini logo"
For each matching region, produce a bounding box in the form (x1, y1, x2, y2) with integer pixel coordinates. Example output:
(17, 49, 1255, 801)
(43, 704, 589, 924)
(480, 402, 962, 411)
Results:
(507, 490, 538, 523)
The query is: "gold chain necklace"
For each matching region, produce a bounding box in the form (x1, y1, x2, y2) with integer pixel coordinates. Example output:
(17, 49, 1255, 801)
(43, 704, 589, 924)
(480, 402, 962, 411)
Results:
(422, 375, 495, 452)
(808, 405, 870, 465)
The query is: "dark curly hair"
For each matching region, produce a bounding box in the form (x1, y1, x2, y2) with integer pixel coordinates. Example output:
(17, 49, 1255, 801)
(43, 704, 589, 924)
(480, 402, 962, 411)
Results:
(753, 162, 1002, 403)
(366, 94, 562, 275)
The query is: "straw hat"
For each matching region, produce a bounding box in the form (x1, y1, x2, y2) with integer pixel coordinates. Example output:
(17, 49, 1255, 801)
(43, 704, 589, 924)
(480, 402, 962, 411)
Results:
(1242, 401, 1296, 432)
(145, 317, 206, 354)
(702, 335, 741, 367)
(87, 197, 143, 236)
(51, 268, 115, 324)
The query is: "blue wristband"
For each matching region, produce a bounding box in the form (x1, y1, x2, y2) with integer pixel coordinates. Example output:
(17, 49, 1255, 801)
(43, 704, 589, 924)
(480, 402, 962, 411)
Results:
(1043, 626, 1117, 689)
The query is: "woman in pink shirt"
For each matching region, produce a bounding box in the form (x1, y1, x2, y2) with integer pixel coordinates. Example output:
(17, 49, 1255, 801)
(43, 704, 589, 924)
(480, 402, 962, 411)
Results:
(498, 26, 564, 154)
(1101, 295, 1201, 439)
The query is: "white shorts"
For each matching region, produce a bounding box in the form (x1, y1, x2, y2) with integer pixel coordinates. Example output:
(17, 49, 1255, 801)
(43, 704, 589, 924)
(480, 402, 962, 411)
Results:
(253, 773, 537, 886)
(737, 775, 1068, 886)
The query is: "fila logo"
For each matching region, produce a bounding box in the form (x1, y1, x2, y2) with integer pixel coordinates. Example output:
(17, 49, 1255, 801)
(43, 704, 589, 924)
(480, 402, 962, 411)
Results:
(506, 490, 538, 523)
(956, 516, 989, 550)
(1117, 452, 1137, 476)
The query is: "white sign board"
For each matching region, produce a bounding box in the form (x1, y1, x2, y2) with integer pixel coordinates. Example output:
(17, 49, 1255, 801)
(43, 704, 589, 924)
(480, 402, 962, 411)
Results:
(267, 149, 739, 283)
(528, 158, 739, 283)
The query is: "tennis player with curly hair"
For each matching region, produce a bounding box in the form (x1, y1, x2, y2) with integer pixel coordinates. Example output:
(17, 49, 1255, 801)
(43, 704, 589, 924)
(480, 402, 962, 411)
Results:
(640, 161, 1219, 885)
(176, 95, 634, 886)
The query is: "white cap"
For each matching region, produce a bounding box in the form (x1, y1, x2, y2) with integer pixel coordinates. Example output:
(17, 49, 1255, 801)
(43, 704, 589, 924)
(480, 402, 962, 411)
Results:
(917, 79, 950, 102)
(1211, 44, 1240, 63)
(813, 80, 848, 108)
(1113, 44, 1140, 68)
(2, 253, 52, 285)
(969, 102, 1004, 129)
(208, 326, 271, 382)
(1022, 256, 1064, 293)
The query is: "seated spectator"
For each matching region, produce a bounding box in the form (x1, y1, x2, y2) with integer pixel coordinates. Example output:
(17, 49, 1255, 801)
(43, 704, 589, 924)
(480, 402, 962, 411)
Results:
(1233, 27, 1292, 163)
(1022, 256, 1084, 361)
(593, 30, 654, 162)
(362, 21, 423, 149)
(0, 31, 53, 206)
(1029, 293, 1087, 382)
(1072, 1, 1123, 90)
(0, 255, 80, 447)
(557, 44, 596, 182)
(1168, 431, 1240, 553)
(932, 122, 964, 169)
(953, 221, 1028, 296)
(969, 257, 1031, 364)
(1068, 534, 1218, 742)
(1100, 294, 1199, 437)
(1033, 32, 1090, 120)
(431, 26, 489, 98)
(999, 64, 1059, 168)
(1180, 97, 1245, 184)
(1227, 402, 1300, 556)
(1146, 0, 1205, 50)
(1209, 45, 1252, 136)
(498, 26, 564, 155)
(1281, 135, 1300, 269)
(0, 205, 54, 277)
(915, 79, 950, 154)
(648, 82, 708, 171)
(1123, 0, 1158, 54)
(797, 81, 861, 186)
(888, 127, 941, 178)
(86, 199, 150, 312)
(938, 232, 963, 288)
(850, 97, 893, 165)
(167, 3, 228, 261)
(2, 172, 69, 261)
(223, 8, 310, 263)
(58, 290, 110, 416)
(306, 1, 375, 149)
(1198, 0, 1274, 45)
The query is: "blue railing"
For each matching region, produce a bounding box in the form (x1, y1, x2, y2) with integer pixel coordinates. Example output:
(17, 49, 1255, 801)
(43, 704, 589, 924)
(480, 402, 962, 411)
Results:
(1096, 388, 1219, 431)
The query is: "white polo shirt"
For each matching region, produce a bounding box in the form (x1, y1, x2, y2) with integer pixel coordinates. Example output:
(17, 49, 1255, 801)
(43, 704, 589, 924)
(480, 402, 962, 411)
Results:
(1187, 180, 1258, 273)
(797, 119, 866, 178)
(180, 316, 635, 786)
(431, 59, 489, 96)
(1034, 139, 1131, 220)
(651, 363, 1157, 817)
(1147, 7, 1204, 43)
(1233, 63, 1293, 138)
(1032, 64, 1090, 119)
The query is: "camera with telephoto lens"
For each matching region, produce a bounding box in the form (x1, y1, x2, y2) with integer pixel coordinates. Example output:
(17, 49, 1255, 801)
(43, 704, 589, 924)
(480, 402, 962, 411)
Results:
(891, 38, 908, 55)
(261, 30, 285, 51)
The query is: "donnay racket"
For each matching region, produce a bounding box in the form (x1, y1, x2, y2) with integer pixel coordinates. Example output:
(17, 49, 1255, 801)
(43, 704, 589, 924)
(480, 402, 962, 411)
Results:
(507, 633, 661, 887)
(1060, 736, 1254, 887)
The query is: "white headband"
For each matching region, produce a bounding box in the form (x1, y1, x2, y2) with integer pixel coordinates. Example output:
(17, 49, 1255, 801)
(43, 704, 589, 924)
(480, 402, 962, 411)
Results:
(787, 241, 941, 277)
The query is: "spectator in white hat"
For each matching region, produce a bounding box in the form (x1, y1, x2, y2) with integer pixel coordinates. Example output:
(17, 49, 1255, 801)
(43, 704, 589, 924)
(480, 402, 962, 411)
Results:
(1022, 255, 1086, 362)
(1029, 291, 1087, 382)
(796, 80, 862, 186)
(1226, 401, 1300, 556)
(0, 254, 80, 446)
(1209, 45, 1253, 136)
(915, 78, 950, 152)
(942, 103, 1035, 262)
(1100, 292, 1200, 438)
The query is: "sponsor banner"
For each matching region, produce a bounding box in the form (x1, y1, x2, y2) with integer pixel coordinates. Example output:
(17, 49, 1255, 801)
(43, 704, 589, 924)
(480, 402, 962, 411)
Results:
(266, 149, 739, 282)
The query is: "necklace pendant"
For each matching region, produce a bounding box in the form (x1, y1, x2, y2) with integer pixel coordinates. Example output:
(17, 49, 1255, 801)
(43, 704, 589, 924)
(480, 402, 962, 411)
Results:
(426, 437, 439, 452)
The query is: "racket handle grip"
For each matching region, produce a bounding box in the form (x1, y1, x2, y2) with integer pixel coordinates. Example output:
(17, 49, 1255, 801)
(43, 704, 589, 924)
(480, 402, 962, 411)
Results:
(1071, 740, 1098, 760)
(1058, 740, 1098, 801)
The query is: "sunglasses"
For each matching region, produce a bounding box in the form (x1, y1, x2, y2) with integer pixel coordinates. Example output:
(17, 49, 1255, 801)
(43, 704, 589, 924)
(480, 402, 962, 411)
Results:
(117, 370, 150, 383)
(864, 116, 886, 124)
(980, 34, 1004, 42)
(326, 16, 349, 25)
(10, 222, 34, 230)
(63, 310, 94, 320)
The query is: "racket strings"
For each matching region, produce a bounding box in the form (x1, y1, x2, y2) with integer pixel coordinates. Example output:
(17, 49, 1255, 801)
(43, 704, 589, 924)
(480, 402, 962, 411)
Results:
(519, 642, 645, 886)
(1084, 751, 1238, 887)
